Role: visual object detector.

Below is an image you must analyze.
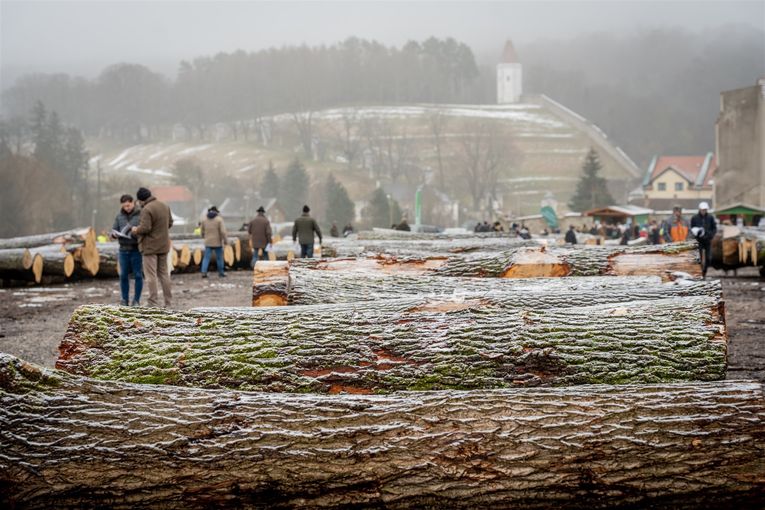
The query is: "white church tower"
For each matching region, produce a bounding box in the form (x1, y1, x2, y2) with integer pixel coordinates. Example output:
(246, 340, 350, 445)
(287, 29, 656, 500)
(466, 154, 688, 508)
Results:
(497, 40, 522, 104)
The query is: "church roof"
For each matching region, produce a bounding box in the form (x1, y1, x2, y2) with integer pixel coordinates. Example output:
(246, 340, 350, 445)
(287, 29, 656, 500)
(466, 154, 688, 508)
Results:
(501, 40, 520, 64)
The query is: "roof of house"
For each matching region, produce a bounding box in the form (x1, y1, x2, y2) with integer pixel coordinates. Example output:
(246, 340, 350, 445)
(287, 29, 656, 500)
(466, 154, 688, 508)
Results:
(500, 40, 520, 64)
(584, 205, 654, 217)
(714, 203, 765, 216)
(643, 152, 717, 188)
(152, 185, 193, 203)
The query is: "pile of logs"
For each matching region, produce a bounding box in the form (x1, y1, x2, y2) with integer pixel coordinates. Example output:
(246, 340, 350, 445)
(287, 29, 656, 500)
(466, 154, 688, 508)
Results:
(0, 227, 97, 284)
(3, 233, 765, 507)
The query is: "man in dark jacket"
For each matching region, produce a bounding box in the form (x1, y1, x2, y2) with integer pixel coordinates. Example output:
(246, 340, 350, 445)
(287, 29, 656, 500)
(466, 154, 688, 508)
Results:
(248, 206, 272, 267)
(690, 201, 717, 277)
(132, 187, 173, 307)
(292, 205, 322, 258)
(564, 225, 577, 244)
(110, 194, 142, 306)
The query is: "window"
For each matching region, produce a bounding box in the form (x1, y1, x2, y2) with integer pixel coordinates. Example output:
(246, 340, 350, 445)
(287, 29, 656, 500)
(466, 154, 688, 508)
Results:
(675, 182, 684, 191)
(657, 182, 666, 191)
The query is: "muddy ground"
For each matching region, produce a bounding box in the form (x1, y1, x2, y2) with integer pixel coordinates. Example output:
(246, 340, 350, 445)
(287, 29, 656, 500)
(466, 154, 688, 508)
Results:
(0, 268, 763, 379)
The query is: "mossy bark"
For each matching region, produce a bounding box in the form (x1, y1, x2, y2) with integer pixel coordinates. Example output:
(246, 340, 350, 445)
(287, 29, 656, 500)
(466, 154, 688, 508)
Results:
(3, 353, 764, 509)
(58, 294, 726, 392)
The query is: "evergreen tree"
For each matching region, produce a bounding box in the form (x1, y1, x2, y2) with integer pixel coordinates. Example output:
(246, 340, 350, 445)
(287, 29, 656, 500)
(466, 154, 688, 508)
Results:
(62, 127, 90, 223)
(323, 174, 355, 227)
(568, 148, 614, 212)
(280, 158, 309, 218)
(260, 160, 280, 199)
(390, 197, 404, 225)
(364, 187, 391, 228)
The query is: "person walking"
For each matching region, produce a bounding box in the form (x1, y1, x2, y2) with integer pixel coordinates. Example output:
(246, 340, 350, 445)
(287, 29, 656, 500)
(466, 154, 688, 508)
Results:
(663, 206, 690, 243)
(110, 194, 143, 306)
(131, 187, 173, 308)
(564, 224, 577, 244)
(200, 206, 227, 278)
(292, 205, 322, 258)
(330, 221, 339, 238)
(691, 202, 717, 278)
(248, 205, 272, 267)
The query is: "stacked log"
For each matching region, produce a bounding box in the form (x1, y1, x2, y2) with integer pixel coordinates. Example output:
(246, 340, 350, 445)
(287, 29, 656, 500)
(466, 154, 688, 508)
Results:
(321, 237, 536, 258)
(30, 245, 75, 278)
(4, 354, 764, 508)
(0, 248, 43, 283)
(289, 242, 700, 279)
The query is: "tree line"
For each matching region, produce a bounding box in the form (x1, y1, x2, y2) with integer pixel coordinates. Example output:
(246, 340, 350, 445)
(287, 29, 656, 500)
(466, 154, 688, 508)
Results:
(1, 37, 480, 142)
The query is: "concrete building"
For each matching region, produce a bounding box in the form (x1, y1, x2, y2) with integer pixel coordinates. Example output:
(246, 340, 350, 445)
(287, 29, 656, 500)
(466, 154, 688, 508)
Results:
(715, 78, 765, 208)
(639, 153, 716, 210)
(497, 40, 522, 104)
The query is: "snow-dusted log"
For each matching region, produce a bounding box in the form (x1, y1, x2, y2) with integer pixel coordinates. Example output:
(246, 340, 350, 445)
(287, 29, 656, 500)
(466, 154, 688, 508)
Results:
(289, 242, 700, 279)
(285, 270, 721, 306)
(252, 260, 289, 305)
(356, 229, 509, 240)
(2, 354, 764, 509)
(0, 227, 93, 250)
(58, 295, 726, 391)
(321, 238, 536, 258)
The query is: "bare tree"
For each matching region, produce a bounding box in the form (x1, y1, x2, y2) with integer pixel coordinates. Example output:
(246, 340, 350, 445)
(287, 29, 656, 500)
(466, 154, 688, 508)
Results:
(457, 120, 518, 210)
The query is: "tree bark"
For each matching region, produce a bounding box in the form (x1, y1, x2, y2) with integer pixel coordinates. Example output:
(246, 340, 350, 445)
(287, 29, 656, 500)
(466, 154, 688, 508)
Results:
(3, 354, 764, 509)
(58, 294, 726, 391)
(289, 242, 701, 279)
(283, 269, 721, 306)
(0, 227, 93, 250)
(357, 229, 510, 241)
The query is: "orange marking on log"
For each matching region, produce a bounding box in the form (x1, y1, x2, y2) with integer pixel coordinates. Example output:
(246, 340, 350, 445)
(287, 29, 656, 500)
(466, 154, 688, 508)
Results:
(500, 248, 570, 278)
(252, 295, 288, 307)
(328, 384, 373, 395)
(195, 317, 203, 326)
(607, 253, 701, 279)
(133, 320, 143, 329)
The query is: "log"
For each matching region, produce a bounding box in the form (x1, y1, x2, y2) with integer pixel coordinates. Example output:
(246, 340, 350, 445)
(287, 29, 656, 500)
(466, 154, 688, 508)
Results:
(0, 248, 42, 283)
(0, 226, 93, 250)
(289, 242, 701, 280)
(30, 245, 75, 278)
(357, 228, 509, 240)
(252, 260, 290, 305)
(63, 228, 100, 277)
(282, 270, 721, 306)
(321, 238, 535, 258)
(58, 294, 727, 391)
(3, 354, 764, 509)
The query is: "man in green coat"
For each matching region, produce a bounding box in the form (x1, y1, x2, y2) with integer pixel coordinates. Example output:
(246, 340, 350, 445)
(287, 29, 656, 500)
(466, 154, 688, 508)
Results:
(292, 205, 322, 258)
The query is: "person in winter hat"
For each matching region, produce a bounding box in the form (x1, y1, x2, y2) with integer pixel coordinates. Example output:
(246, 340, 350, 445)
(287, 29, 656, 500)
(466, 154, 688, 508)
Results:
(131, 187, 173, 307)
(200, 206, 228, 278)
(690, 202, 717, 277)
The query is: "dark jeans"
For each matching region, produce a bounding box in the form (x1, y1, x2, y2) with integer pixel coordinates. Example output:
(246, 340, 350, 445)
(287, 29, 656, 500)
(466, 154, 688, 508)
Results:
(201, 246, 225, 275)
(698, 240, 712, 276)
(118, 249, 143, 303)
(251, 248, 268, 268)
(300, 243, 314, 258)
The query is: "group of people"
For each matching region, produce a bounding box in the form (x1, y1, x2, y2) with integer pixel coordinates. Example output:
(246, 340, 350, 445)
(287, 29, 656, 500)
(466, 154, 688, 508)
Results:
(473, 221, 504, 233)
(111, 184, 328, 308)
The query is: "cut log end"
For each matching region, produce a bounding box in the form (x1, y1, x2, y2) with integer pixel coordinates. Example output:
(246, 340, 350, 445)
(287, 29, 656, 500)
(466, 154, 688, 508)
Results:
(31, 253, 43, 283)
(252, 261, 290, 307)
(178, 244, 191, 266)
(21, 248, 32, 270)
(252, 295, 288, 307)
(500, 248, 571, 278)
(224, 244, 234, 266)
(63, 252, 74, 278)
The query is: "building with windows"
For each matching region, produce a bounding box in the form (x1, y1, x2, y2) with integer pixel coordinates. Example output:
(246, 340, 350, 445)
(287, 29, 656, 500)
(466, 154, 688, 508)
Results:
(715, 78, 765, 208)
(638, 153, 716, 210)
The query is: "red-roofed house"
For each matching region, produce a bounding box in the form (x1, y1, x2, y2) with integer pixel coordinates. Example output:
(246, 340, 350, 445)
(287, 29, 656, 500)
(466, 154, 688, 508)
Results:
(640, 153, 716, 210)
(150, 185, 195, 225)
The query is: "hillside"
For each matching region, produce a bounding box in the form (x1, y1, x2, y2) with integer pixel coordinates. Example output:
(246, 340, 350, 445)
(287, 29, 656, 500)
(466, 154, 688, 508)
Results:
(87, 98, 640, 222)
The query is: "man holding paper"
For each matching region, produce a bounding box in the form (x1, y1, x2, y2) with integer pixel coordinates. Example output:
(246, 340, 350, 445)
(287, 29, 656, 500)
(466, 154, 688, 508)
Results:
(110, 194, 143, 306)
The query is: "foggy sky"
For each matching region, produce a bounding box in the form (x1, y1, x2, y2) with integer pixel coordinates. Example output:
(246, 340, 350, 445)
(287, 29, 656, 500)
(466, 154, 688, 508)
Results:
(2, 0, 764, 87)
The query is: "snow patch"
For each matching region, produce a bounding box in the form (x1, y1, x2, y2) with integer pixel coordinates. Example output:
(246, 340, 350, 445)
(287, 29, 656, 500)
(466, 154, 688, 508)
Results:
(178, 144, 213, 156)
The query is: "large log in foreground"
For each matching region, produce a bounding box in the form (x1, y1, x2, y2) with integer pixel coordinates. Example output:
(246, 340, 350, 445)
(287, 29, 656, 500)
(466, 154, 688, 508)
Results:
(291, 242, 701, 280)
(284, 270, 721, 306)
(58, 295, 726, 391)
(3, 354, 764, 509)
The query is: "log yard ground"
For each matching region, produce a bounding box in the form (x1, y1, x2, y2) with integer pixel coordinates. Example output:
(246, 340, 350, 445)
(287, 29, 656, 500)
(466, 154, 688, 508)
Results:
(0, 267, 764, 381)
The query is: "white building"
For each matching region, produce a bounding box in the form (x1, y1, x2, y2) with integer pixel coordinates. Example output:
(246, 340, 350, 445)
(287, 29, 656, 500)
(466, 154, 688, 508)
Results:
(497, 40, 522, 104)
